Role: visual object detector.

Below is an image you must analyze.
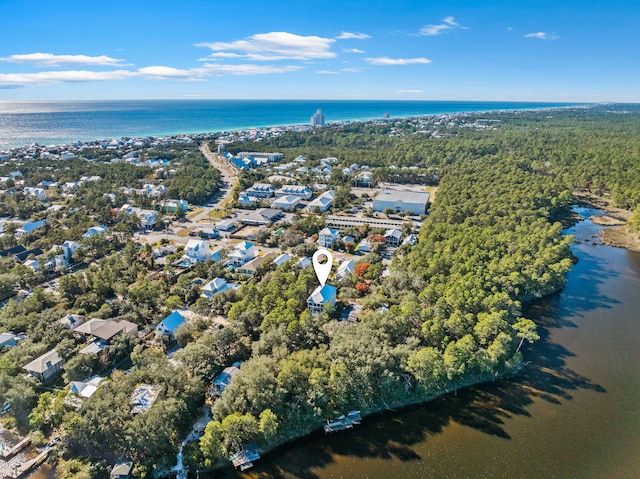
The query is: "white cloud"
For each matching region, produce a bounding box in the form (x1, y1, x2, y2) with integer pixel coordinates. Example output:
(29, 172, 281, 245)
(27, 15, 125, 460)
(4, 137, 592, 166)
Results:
(0, 70, 134, 87)
(341, 67, 361, 73)
(420, 16, 466, 36)
(200, 63, 302, 76)
(336, 32, 371, 40)
(524, 31, 558, 40)
(366, 57, 432, 65)
(316, 70, 340, 75)
(0, 53, 126, 67)
(196, 32, 336, 61)
(344, 48, 365, 53)
(137, 66, 197, 79)
(199, 52, 243, 59)
(398, 89, 424, 93)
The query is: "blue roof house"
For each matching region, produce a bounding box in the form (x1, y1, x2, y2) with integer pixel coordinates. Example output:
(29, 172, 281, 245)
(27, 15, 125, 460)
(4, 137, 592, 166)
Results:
(307, 284, 338, 314)
(155, 311, 186, 338)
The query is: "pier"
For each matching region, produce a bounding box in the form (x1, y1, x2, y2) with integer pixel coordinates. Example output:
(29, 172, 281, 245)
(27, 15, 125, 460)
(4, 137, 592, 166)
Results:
(324, 410, 361, 433)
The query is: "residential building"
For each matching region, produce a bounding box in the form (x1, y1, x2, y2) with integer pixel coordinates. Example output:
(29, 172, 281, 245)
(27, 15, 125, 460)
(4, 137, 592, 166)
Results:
(273, 253, 292, 267)
(372, 190, 430, 214)
(403, 234, 418, 246)
(23, 349, 64, 382)
(237, 208, 283, 226)
(244, 183, 276, 198)
(272, 194, 301, 211)
(304, 190, 334, 213)
(110, 462, 133, 479)
(384, 228, 403, 246)
(238, 152, 283, 163)
(83, 225, 108, 238)
(238, 193, 257, 206)
(227, 241, 256, 267)
(325, 215, 419, 230)
(201, 278, 237, 298)
(212, 362, 241, 394)
(216, 218, 236, 232)
(155, 311, 186, 337)
(184, 239, 210, 262)
(59, 314, 84, 330)
(23, 187, 47, 200)
(69, 376, 104, 399)
(307, 284, 338, 313)
(75, 319, 138, 342)
(15, 219, 47, 237)
(318, 227, 340, 248)
(0, 333, 18, 349)
(161, 199, 189, 212)
(275, 185, 312, 199)
(336, 260, 355, 280)
(238, 253, 276, 275)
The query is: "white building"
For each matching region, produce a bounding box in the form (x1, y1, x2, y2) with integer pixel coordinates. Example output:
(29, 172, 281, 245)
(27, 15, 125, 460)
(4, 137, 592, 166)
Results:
(272, 194, 301, 211)
(336, 260, 355, 280)
(275, 185, 313, 199)
(201, 277, 237, 298)
(227, 241, 256, 267)
(83, 225, 108, 238)
(244, 183, 276, 198)
(310, 109, 325, 127)
(304, 190, 334, 213)
(318, 227, 340, 249)
(184, 239, 210, 262)
(373, 190, 430, 215)
(384, 228, 403, 246)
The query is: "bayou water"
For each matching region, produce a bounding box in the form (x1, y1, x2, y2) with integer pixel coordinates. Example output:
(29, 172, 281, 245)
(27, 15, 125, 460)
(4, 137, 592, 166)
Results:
(220, 207, 640, 478)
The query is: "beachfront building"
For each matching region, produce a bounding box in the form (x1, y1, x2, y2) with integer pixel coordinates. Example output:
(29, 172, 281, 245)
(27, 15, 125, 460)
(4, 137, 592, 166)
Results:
(310, 109, 325, 127)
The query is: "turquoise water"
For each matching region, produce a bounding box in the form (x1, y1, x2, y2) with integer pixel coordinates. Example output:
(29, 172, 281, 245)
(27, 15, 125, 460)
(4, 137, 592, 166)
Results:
(0, 100, 579, 148)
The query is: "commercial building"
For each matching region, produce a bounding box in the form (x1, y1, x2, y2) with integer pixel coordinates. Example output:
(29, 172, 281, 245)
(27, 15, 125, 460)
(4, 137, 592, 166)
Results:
(310, 109, 325, 127)
(372, 190, 430, 215)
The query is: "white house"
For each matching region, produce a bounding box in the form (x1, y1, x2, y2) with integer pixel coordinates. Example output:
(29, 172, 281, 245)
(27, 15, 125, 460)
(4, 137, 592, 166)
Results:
(304, 190, 334, 213)
(216, 218, 236, 232)
(244, 183, 276, 198)
(184, 239, 210, 262)
(156, 311, 186, 338)
(273, 253, 292, 267)
(384, 228, 403, 247)
(83, 225, 108, 238)
(50, 240, 79, 270)
(23, 187, 47, 200)
(227, 241, 256, 267)
(15, 219, 47, 238)
(201, 278, 237, 298)
(307, 284, 338, 314)
(318, 227, 340, 249)
(238, 193, 258, 206)
(59, 313, 84, 330)
(272, 195, 301, 211)
(336, 260, 355, 280)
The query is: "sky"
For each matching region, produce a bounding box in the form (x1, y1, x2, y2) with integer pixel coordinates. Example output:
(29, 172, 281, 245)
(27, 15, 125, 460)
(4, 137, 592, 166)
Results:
(0, 0, 638, 102)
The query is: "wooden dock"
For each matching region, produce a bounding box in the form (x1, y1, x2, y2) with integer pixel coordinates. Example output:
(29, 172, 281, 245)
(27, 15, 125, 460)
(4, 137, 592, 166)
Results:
(0, 437, 31, 460)
(230, 448, 260, 471)
(1, 447, 50, 479)
(324, 410, 362, 433)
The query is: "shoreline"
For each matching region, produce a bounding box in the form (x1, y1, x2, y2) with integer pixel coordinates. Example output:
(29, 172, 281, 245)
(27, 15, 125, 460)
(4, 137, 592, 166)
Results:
(0, 101, 588, 150)
(573, 192, 640, 252)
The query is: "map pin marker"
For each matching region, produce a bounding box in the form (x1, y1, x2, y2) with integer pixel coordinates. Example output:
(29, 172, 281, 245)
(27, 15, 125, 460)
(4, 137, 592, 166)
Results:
(312, 249, 333, 287)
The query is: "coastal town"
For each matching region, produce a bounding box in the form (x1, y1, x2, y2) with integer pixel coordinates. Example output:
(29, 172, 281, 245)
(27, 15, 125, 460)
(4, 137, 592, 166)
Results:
(0, 113, 441, 477)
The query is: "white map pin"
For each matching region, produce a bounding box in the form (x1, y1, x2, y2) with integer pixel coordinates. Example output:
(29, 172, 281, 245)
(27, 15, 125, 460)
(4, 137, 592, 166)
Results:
(312, 249, 333, 286)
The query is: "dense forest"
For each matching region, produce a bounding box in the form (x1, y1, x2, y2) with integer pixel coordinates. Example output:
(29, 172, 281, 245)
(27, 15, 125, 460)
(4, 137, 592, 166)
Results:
(1, 106, 639, 476)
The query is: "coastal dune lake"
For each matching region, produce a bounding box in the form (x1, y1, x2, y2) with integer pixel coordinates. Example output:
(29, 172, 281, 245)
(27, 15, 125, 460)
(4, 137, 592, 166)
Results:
(217, 207, 640, 479)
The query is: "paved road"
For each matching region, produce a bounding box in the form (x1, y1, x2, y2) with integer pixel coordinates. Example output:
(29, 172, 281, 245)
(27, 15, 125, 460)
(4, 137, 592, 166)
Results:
(199, 143, 238, 207)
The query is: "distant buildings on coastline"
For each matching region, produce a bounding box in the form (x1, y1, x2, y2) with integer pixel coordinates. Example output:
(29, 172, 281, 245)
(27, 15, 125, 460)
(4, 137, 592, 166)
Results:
(310, 109, 325, 128)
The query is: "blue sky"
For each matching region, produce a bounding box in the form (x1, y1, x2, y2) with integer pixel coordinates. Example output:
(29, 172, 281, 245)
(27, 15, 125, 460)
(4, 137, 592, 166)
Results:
(0, 0, 638, 101)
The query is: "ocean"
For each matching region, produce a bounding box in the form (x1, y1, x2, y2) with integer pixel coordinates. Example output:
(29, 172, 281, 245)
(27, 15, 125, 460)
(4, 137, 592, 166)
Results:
(0, 100, 580, 149)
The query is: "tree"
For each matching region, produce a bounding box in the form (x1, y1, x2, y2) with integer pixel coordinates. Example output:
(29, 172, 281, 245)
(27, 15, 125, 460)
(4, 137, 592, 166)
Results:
(512, 318, 539, 353)
(64, 354, 97, 382)
(200, 420, 226, 466)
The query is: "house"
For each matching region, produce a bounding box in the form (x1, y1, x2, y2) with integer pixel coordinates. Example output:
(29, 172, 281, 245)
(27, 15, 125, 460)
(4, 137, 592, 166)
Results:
(59, 314, 84, 330)
(307, 284, 338, 314)
(83, 225, 108, 238)
(238, 253, 276, 275)
(161, 199, 188, 213)
(69, 376, 104, 399)
(192, 227, 219, 239)
(133, 209, 158, 230)
(238, 193, 257, 206)
(356, 238, 372, 254)
(23, 349, 64, 381)
(16, 247, 43, 263)
(296, 257, 312, 269)
(201, 278, 237, 298)
(210, 248, 224, 263)
(0, 333, 18, 349)
(227, 241, 255, 267)
(156, 311, 186, 338)
(275, 185, 312, 199)
(184, 239, 210, 262)
(75, 319, 138, 342)
(318, 227, 340, 249)
(336, 260, 355, 280)
(273, 253, 292, 267)
(216, 218, 236, 232)
(384, 228, 403, 246)
(23, 187, 47, 200)
(110, 462, 133, 479)
(304, 190, 334, 213)
(50, 240, 79, 270)
(212, 362, 241, 394)
(237, 208, 283, 226)
(15, 219, 47, 237)
(24, 259, 39, 271)
(0, 245, 26, 258)
(272, 195, 301, 211)
(402, 234, 418, 246)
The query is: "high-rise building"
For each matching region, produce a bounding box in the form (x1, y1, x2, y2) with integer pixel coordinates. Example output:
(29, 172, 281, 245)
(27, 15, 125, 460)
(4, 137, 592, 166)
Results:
(310, 108, 325, 127)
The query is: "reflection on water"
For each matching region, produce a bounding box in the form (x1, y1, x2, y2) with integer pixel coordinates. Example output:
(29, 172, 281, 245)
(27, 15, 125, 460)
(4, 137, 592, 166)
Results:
(210, 207, 640, 479)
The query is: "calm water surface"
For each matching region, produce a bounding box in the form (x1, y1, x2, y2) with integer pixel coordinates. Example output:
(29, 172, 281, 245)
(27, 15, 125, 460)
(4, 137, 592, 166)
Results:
(215, 207, 640, 479)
